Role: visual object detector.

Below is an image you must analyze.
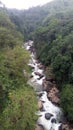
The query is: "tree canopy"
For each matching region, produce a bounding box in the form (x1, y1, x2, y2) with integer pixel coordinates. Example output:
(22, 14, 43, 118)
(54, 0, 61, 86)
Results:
(0, 7, 37, 129)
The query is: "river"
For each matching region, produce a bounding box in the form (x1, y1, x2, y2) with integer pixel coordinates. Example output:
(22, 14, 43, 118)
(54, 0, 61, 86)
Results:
(24, 40, 63, 130)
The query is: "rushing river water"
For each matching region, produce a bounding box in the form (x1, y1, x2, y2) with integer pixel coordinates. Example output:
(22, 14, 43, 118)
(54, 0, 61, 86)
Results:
(24, 41, 63, 130)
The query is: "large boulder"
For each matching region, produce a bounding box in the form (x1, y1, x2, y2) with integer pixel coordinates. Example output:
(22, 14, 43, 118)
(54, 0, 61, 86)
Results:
(45, 113, 53, 120)
(59, 122, 73, 130)
(52, 96, 60, 105)
(50, 87, 59, 94)
(48, 94, 60, 105)
(47, 87, 60, 105)
(42, 79, 53, 92)
(38, 64, 45, 69)
(62, 124, 70, 130)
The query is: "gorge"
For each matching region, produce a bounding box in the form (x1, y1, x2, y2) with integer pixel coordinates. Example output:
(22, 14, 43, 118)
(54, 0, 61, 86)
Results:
(0, 0, 73, 129)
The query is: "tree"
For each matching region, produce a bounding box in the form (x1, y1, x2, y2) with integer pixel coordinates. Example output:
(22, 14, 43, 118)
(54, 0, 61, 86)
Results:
(1, 87, 37, 130)
(61, 84, 73, 122)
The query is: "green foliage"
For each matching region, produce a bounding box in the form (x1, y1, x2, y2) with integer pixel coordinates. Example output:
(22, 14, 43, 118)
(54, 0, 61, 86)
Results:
(0, 8, 23, 49)
(34, 11, 73, 85)
(0, 8, 37, 130)
(52, 54, 72, 85)
(0, 27, 23, 48)
(0, 87, 37, 130)
(8, 0, 73, 39)
(61, 84, 73, 122)
(34, 11, 73, 121)
(0, 9, 15, 29)
(69, 64, 73, 83)
(0, 45, 30, 112)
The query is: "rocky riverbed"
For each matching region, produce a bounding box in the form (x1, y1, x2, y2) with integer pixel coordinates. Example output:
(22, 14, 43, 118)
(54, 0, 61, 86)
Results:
(24, 41, 70, 130)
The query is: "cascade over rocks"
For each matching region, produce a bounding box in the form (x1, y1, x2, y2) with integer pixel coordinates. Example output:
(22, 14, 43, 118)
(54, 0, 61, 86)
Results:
(34, 72, 44, 79)
(24, 41, 63, 130)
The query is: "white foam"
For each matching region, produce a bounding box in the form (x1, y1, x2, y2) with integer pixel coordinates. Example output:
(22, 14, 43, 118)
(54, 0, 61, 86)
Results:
(36, 77, 45, 85)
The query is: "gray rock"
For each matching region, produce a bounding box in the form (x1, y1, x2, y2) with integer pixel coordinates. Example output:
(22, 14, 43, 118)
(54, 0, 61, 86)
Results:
(45, 113, 53, 120)
(51, 118, 56, 123)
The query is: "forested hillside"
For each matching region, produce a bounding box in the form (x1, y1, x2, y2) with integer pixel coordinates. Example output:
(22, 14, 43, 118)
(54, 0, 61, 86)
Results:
(33, 1, 73, 123)
(0, 7, 37, 130)
(34, 10, 73, 122)
(8, 0, 73, 39)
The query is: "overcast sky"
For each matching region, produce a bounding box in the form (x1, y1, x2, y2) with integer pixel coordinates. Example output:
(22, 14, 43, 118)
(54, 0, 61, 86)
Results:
(1, 0, 54, 9)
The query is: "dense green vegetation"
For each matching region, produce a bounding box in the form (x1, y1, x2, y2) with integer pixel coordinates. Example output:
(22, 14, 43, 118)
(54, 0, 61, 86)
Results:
(0, 7, 37, 130)
(8, 7, 48, 40)
(61, 84, 73, 122)
(34, 15, 73, 122)
(33, 2, 73, 122)
(8, 0, 73, 40)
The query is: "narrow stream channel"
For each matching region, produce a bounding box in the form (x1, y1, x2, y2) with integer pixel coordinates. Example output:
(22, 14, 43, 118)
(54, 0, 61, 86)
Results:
(24, 40, 63, 130)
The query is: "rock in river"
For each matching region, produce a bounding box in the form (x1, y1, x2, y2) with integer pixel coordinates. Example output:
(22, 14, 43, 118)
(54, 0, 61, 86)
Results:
(51, 118, 57, 123)
(42, 79, 53, 92)
(45, 113, 53, 120)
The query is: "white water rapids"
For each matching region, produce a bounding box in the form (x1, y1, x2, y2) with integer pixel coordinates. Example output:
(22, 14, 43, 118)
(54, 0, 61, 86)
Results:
(24, 41, 63, 130)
